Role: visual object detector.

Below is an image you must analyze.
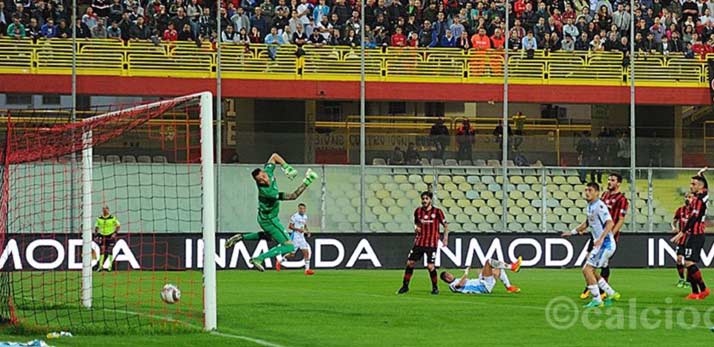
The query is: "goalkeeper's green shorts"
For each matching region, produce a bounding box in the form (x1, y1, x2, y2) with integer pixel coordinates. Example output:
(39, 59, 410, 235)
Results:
(258, 217, 290, 244)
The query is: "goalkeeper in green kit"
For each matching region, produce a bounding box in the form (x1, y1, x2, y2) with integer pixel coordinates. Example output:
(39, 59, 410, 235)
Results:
(225, 153, 319, 271)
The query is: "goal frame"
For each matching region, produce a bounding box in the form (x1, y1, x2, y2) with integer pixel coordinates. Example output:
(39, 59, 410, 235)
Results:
(78, 91, 217, 331)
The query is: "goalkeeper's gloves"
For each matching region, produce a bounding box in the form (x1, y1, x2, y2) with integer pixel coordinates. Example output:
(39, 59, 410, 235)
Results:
(303, 169, 319, 187)
(281, 163, 298, 180)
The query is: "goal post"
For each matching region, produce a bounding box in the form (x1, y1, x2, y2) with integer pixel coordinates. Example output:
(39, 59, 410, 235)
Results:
(1, 91, 217, 333)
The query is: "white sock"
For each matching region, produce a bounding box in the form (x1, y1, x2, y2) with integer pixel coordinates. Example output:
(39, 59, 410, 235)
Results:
(598, 278, 615, 296)
(488, 259, 510, 269)
(304, 258, 310, 270)
(588, 284, 602, 302)
(499, 270, 511, 288)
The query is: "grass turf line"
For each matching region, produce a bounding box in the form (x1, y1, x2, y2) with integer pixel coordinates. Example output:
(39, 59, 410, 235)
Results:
(1, 269, 713, 346)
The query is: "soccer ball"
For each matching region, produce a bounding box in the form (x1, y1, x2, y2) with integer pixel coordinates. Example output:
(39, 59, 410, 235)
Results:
(160, 284, 181, 304)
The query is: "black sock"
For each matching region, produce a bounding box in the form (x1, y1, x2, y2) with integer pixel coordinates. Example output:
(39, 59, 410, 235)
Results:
(429, 269, 438, 289)
(582, 286, 589, 294)
(402, 266, 414, 287)
(677, 264, 685, 280)
(687, 265, 701, 294)
(689, 265, 706, 292)
(601, 267, 610, 282)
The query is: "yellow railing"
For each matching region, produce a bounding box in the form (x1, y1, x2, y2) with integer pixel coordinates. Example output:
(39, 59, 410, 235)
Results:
(0, 38, 708, 87)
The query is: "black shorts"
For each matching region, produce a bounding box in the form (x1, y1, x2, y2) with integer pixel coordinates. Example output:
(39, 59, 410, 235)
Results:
(684, 234, 705, 263)
(675, 245, 686, 257)
(96, 235, 116, 252)
(407, 246, 437, 264)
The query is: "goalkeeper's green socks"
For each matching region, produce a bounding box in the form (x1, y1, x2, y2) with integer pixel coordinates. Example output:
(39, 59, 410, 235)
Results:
(98, 254, 105, 271)
(255, 243, 296, 262)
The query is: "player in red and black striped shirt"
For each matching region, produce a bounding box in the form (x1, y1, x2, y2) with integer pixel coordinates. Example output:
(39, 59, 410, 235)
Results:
(678, 168, 710, 300)
(397, 191, 449, 295)
(671, 194, 691, 288)
(581, 173, 628, 299)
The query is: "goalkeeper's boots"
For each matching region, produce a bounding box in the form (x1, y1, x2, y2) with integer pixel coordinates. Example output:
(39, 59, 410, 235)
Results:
(303, 169, 319, 186)
(396, 286, 409, 295)
(304, 269, 315, 276)
(275, 260, 281, 272)
(431, 287, 440, 295)
(510, 256, 523, 272)
(250, 258, 265, 272)
(506, 285, 521, 294)
(579, 289, 590, 300)
(225, 234, 243, 249)
(281, 164, 298, 180)
(583, 300, 604, 309)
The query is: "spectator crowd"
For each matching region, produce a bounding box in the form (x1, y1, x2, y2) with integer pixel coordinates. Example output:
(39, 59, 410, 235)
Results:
(2, 0, 714, 57)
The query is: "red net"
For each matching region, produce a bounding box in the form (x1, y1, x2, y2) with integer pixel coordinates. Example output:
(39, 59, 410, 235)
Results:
(0, 96, 206, 333)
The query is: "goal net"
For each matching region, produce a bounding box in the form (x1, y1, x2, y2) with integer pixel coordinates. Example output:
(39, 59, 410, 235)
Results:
(0, 92, 216, 333)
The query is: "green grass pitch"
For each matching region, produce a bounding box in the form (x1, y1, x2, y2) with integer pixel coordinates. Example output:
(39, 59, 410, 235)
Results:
(1, 268, 714, 346)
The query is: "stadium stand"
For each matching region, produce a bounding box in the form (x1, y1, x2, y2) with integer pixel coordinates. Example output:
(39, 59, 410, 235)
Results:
(1, 0, 709, 61)
(321, 165, 678, 233)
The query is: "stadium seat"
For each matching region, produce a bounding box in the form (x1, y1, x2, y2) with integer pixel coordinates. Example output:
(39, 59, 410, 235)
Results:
(137, 155, 151, 163)
(92, 155, 104, 163)
(567, 176, 581, 185)
(438, 176, 452, 185)
(474, 159, 487, 167)
(470, 213, 485, 223)
(481, 176, 495, 185)
(445, 159, 458, 166)
(524, 176, 538, 185)
(372, 158, 387, 165)
(151, 155, 168, 163)
(453, 176, 467, 184)
(509, 222, 524, 232)
(105, 155, 121, 163)
(488, 183, 501, 192)
(419, 158, 430, 166)
(459, 160, 473, 166)
(122, 155, 136, 163)
(510, 176, 524, 184)
(431, 159, 444, 166)
(487, 160, 500, 167)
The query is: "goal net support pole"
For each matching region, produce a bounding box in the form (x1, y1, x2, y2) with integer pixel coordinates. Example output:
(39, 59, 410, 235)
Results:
(77, 91, 217, 330)
(199, 92, 217, 331)
(81, 130, 93, 309)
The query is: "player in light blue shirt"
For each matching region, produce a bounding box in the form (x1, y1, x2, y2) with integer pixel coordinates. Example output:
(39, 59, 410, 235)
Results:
(562, 182, 622, 308)
(440, 257, 523, 294)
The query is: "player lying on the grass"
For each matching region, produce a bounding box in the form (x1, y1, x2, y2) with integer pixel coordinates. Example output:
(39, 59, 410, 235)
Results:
(94, 206, 120, 272)
(276, 203, 315, 275)
(562, 182, 621, 308)
(671, 167, 710, 300)
(225, 153, 319, 272)
(440, 257, 522, 294)
(580, 173, 628, 300)
(671, 193, 691, 288)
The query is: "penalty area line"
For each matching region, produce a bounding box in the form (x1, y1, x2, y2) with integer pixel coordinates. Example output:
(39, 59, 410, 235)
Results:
(102, 308, 288, 347)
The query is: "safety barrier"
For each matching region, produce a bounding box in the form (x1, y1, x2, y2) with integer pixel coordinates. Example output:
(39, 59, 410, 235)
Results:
(0, 38, 708, 87)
